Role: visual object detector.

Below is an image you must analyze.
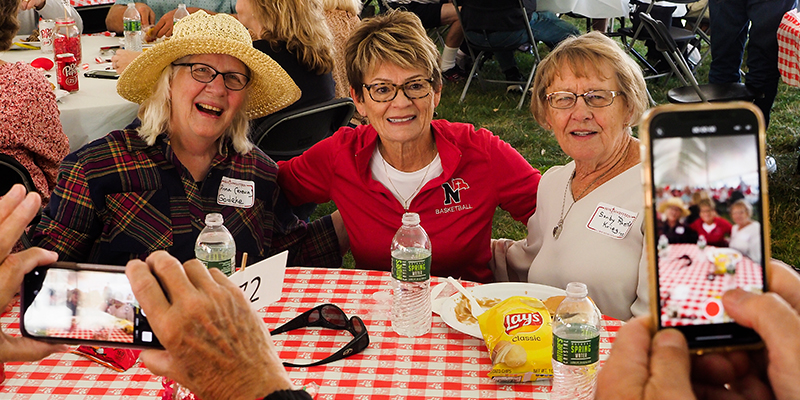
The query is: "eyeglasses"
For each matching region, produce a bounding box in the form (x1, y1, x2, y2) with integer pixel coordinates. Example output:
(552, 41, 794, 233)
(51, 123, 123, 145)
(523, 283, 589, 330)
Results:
(270, 304, 369, 367)
(545, 90, 624, 109)
(172, 62, 250, 91)
(362, 78, 434, 102)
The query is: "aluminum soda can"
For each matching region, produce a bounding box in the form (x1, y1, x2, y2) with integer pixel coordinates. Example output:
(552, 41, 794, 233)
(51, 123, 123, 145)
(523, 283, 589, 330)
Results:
(56, 53, 79, 92)
(39, 19, 55, 54)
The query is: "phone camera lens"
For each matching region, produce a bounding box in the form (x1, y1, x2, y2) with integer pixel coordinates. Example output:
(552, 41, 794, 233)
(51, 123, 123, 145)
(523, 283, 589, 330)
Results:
(655, 127, 664, 136)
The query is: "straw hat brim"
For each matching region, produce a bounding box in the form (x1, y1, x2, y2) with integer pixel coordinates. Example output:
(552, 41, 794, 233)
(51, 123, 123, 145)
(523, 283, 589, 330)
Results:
(658, 198, 690, 217)
(117, 36, 301, 120)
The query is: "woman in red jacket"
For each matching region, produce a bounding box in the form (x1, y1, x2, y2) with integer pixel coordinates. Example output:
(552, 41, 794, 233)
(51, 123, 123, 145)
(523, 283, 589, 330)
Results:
(689, 198, 732, 247)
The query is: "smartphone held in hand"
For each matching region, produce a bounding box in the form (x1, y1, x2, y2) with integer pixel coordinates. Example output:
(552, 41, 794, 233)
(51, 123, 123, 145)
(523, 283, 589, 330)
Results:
(640, 102, 770, 352)
(20, 262, 163, 349)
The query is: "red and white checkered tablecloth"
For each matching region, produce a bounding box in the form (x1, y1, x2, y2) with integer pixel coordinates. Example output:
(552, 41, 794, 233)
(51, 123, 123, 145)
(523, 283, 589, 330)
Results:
(658, 244, 764, 327)
(71, 0, 115, 8)
(778, 9, 800, 87)
(2, 267, 622, 399)
(45, 327, 133, 343)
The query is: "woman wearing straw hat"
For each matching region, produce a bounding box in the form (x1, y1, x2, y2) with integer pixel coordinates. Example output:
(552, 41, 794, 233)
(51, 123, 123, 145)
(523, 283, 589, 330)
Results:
(33, 11, 345, 268)
(657, 197, 698, 244)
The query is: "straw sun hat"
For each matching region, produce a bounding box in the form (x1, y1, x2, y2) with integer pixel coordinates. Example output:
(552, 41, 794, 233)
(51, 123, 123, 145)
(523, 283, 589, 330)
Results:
(658, 197, 690, 217)
(117, 11, 300, 119)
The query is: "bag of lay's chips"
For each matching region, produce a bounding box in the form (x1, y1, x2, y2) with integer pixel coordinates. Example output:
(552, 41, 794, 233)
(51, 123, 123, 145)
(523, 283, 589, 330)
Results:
(477, 296, 552, 383)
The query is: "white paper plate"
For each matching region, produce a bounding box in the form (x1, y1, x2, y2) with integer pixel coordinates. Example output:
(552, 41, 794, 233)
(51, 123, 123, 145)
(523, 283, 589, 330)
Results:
(705, 247, 742, 265)
(439, 282, 566, 338)
(11, 35, 40, 50)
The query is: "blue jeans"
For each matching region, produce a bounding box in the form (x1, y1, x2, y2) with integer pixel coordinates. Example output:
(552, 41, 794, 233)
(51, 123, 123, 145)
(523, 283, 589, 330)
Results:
(465, 11, 579, 74)
(708, 0, 797, 126)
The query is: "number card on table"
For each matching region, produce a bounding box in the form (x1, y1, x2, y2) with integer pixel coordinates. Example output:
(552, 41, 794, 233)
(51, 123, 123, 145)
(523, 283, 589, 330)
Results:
(228, 250, 287, 311)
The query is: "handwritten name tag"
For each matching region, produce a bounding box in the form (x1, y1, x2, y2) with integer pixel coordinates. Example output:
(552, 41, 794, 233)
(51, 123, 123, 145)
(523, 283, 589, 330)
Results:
(586, 202, 638, 239)
(217, 176, 255, 208)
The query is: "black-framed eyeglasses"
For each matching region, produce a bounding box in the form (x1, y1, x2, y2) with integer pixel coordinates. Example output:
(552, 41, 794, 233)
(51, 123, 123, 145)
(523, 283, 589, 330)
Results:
(362, 78, 434, 102)
(270, 304, 369, 368)
(172, 62, 251, 91)
(545, 90, 624, 109)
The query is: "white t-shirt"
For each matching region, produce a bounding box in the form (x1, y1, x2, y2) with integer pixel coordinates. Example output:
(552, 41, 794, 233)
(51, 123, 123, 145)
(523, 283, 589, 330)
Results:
(370, 146, 443, 209)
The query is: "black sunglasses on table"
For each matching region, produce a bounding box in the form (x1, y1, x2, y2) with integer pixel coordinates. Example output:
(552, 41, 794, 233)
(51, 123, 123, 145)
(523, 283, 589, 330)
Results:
(270, 303, 369, 368)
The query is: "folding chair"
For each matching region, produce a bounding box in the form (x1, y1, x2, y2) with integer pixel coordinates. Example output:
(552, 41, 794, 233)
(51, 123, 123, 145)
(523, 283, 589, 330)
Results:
(617, 0, 699, 79)
(638, 13, 755, 103)
(251, 98, 356, 162)
(0, 153, 39, 248)
(451, 0, 542, 109)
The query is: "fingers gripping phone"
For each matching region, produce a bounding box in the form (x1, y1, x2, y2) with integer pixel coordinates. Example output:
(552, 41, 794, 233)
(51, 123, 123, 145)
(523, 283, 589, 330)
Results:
(20, 262, 163, 349)
(640, 102, 770, 352)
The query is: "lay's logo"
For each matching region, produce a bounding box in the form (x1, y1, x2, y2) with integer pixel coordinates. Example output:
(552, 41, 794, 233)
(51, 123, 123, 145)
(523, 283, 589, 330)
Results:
(504, 312, 544, 335)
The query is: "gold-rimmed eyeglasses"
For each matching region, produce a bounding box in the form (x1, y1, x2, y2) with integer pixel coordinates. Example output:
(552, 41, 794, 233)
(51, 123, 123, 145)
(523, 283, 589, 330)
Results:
(545, 90, 624, 109)
(362, 78, 434, 102)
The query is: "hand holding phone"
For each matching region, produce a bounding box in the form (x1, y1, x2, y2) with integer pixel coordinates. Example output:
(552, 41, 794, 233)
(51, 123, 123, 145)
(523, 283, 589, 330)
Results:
(640, 102, 769, 352)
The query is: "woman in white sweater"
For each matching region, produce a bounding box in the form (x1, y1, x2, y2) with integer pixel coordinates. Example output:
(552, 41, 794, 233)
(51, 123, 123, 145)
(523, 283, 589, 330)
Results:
(491, 32, 651, 321)
(729, 199, 762, 263)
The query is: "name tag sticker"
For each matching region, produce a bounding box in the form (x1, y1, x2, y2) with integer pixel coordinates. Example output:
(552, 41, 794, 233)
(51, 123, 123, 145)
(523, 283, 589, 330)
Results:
(217, 176, 255, 208)
(586, 202, 638, 239)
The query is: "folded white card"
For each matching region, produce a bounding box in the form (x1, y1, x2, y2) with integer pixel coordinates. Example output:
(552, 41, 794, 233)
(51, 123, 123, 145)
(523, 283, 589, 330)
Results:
(228, 250, 287, 312)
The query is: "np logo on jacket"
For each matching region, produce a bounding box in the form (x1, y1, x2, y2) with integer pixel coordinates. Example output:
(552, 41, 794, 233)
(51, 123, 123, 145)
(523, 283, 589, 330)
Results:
(437, 178, 474, 215)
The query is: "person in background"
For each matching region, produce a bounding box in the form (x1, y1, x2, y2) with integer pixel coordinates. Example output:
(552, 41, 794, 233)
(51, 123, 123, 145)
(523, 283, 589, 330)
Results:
(236, 0, 335, 120)
(458, 0, 579, 93)
(383, 1, 466, 82)
(105, 0, 236, 41)
(728, 199, 761, 263)
(708, 0, 796, 127)
(0, 185, 311, 399)
(16, 0, 83, 36)
(33, 11, 345, 268)
(322, 0, 361, 101)
(278, 11, 541, 283)
(2, 0, 70, 207)
(685, 190, 708, 226)
(596, 259, 800, 400)
(491, 31, 650, 321)
(656, 197, 697, 244)
(689, 197, 731, 247)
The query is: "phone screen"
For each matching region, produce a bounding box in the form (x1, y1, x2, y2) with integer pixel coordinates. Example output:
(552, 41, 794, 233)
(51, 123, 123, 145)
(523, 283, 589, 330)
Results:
(21, 263, 162, 349)
(643, 103, 768, 350)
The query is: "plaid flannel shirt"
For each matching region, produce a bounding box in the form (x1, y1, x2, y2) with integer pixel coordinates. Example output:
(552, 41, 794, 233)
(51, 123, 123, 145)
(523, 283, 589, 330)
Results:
(33, 129, 341, 267)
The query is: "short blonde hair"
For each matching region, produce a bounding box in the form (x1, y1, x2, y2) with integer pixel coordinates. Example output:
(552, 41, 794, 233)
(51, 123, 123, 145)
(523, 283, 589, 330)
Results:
(321, 0, 361, 15)
(136, 61, 252, 154)
(530, 31, 649, 130)
(730, 199, 753, 218)
(251, 0, 335, 74)
(345, 10, 442, 101)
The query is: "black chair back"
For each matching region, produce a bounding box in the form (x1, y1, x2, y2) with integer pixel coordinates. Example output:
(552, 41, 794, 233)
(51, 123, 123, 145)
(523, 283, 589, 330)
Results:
(251, 98, 356, 162)
(0, 153, 39, 248)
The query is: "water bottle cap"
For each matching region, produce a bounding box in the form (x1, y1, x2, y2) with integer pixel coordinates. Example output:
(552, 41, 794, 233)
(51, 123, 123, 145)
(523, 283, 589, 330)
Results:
(401, 212, 420, 226)
(565, 282, 588, 297)
(204, 213, 223, 226)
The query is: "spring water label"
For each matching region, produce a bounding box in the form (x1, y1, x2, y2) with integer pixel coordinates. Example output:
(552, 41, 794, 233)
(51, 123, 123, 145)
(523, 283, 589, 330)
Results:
(391, 256, 431, 282)
(553, 334, 599, 366)
(201, 258, 233, 276)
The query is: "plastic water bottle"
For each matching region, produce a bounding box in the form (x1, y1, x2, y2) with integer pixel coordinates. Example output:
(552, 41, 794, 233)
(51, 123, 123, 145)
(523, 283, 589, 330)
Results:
(123, 3, 142, 52)
(173, 4, 190, 25)
(697, 234, 707, 250)
(657, 234, 669, 258)
(390, 212, 432, 337)
(195, 213, 236, 276)
(551, 282, 602, 400)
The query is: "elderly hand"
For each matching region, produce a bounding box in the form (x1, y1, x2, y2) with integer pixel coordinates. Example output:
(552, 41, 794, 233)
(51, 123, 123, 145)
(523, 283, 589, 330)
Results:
(0, 185, 65, 364)
(110, 49, 141, 74)
(596, 260, 800, 400)
(126, 251, 294, 400)
(18, 0, 45, 12)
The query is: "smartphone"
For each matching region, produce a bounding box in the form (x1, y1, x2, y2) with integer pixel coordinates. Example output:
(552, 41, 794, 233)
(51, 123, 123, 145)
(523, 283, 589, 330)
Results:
(84, 70, 119, 79)
(640, 102, 770, 352)
(20, 262, 163, 349)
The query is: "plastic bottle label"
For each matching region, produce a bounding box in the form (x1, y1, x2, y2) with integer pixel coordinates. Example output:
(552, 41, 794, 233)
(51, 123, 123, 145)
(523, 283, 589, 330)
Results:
(200, 258, 233, 276)
(124, 20, 141, 31)
(552, 335, 599, 365)
(391, 256, 431, 282)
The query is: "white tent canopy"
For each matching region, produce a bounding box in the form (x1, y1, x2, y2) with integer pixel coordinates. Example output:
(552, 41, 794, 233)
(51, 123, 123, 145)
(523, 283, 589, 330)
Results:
(653, 135, 759, 189)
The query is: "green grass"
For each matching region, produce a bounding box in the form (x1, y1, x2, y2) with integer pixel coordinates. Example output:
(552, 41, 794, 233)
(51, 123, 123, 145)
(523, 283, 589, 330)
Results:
(314, 16, 800, 269)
